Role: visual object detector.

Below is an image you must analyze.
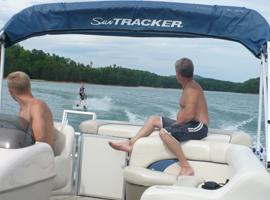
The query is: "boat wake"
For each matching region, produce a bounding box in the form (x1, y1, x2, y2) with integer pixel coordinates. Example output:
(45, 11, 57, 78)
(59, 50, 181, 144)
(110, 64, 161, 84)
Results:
(221, 115, 256, 131)
(125, 109, 147, 124)
(72, 96, 113, 111)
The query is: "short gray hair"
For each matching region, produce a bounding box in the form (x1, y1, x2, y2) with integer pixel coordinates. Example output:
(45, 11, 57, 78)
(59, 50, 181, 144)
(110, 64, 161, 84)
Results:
(175, 58, 194, 78)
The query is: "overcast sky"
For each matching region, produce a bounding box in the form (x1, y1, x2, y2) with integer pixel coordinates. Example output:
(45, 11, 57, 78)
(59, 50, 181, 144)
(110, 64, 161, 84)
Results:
(1, 0, 270, 83)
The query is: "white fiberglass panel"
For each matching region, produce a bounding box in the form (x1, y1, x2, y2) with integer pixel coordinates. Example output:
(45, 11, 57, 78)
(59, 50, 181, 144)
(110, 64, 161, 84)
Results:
(77, 134, 128, 199)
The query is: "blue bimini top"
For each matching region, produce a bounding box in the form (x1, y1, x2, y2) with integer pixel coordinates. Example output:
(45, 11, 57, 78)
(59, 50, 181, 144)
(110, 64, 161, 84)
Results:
(1, 1, 270, 58)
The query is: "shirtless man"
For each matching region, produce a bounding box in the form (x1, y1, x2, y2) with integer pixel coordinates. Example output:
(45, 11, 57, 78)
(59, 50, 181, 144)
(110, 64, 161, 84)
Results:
(109, 58, 209, 176)
(6, 71, 54, 148)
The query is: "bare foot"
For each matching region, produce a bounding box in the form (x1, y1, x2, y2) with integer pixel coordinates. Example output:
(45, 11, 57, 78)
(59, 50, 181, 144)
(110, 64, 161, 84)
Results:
(108, 140, 133, 152)
(178, 166, 194, 176)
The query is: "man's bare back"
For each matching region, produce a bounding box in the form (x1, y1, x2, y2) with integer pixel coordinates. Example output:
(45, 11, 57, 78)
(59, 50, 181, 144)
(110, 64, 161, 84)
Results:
(19, 99, 54, 148)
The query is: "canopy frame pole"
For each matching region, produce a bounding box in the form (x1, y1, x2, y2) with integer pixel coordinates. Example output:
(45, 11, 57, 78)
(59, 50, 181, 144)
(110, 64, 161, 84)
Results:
(262, 52, 268, 152)
(0, 31, 5, 113)
(0, 31, 4, 39)
(256, 55, 264, 153)
(266, 41, 270, 169)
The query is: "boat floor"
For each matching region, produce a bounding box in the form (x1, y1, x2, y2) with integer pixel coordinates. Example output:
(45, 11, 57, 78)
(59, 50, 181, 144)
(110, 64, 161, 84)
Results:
(50, 195, 105, 200)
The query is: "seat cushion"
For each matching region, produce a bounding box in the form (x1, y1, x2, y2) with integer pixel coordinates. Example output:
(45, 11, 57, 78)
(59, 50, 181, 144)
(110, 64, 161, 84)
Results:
(124, 166, 177, 186)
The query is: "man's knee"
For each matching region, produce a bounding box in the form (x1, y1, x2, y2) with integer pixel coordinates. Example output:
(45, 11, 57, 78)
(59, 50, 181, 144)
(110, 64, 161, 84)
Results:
(159, 129, 168, 141)
(148, 116, 161, 127)
(148, 115, 157, 121)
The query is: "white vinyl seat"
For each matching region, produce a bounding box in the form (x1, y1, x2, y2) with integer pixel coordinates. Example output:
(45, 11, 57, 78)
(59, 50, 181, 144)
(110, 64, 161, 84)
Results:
(125, 137, 270, 200)
(0, 143, 55, 200)
(52, 122, 75, 191)
(79, 120, 253, 148)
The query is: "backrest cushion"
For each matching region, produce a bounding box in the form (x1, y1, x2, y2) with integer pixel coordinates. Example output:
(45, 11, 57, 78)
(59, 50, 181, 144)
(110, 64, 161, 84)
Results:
(53, 122, 75, 157)
(130, 138, 233, 167)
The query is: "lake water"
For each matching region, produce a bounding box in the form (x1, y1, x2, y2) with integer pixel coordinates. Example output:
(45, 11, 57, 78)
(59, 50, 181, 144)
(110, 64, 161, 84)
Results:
(1, 80, 265, 152)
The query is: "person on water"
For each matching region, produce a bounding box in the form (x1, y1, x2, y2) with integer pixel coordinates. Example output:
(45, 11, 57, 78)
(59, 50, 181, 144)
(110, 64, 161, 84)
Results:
(77, 83, 87, 108)
(109, 58, 209, 176)
(6, 71, 54, 148)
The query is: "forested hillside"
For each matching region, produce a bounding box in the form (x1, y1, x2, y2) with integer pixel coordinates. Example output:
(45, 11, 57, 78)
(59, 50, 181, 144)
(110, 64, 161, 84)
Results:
(1, 44, 259, 93)
(234, 78, 260, 94)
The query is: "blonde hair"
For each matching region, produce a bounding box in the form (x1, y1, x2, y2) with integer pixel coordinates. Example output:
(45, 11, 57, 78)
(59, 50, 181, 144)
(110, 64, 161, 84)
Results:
(6, 71, 31, 94)
(175, 58, 194, 78)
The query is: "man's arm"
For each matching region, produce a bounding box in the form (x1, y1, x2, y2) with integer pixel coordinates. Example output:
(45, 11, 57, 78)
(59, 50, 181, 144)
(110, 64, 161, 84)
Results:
(83, 88, 86, 95)
(173, 88, 198, 125)
(30, 102, 46, 142)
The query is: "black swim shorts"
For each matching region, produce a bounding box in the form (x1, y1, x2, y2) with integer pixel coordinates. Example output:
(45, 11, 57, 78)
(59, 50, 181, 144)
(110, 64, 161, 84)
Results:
(161, 117, 208, 142)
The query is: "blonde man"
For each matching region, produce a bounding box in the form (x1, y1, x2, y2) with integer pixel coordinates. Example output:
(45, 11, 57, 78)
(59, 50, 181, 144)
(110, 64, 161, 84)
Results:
(6, 71, 54, 148)
(109, 58, 209, 176)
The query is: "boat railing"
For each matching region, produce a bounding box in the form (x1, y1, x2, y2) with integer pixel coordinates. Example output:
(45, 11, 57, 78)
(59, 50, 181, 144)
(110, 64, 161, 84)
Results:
(61, 109, 97, 136)
(61, 109, 97, 158)
(55, 109, 97, 195)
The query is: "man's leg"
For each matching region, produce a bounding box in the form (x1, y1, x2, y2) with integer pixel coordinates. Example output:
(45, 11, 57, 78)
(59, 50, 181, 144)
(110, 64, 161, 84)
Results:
(109, 115, 161, 152)
(159, 129, 194, 176)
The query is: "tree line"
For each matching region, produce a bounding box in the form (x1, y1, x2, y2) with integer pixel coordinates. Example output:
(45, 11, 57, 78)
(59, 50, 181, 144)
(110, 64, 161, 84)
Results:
(1, 44, 259, 94)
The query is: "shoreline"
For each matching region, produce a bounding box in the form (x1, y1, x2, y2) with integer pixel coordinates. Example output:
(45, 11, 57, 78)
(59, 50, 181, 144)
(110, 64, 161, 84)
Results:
(29, 79, 183, 90)
(27, 79, 258, 95)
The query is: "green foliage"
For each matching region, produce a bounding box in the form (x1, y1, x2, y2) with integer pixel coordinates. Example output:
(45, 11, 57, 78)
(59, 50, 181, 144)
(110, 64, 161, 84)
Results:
(1, 44, 259, 94)
(234, 77, 260, 94)
(196, 78, 241, 92)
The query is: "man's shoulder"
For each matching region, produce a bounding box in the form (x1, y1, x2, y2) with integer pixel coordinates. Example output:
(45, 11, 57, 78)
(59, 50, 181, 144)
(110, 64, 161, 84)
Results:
(183, 82, 203, 97)
(29, 99, 52, 118)
(30, 99, 50, 111)
(190, 81, 203, 92)
(31, 99, 47, 105)
(185, 82, 201, 92)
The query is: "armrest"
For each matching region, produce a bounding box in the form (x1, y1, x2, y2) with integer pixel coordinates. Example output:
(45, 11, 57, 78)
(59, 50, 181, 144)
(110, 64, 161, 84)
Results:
(230, 131, 252, 148)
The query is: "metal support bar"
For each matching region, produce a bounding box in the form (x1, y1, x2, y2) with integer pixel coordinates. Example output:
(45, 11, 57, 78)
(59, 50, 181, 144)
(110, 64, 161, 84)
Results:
(0, 31, 4, 40)
(266, 41, 270, 168)
(262, 53, 268, 150)
(256, 57, 263, 152)
(0, 41, 5, 113)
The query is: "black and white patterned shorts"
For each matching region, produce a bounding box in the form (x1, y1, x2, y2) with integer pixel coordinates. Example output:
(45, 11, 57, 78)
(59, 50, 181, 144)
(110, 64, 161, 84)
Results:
(161, 117, 208, 142)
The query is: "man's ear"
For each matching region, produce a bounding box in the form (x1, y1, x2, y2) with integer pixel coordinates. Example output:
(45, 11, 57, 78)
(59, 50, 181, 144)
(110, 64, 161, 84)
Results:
(8, 88, 12, 94)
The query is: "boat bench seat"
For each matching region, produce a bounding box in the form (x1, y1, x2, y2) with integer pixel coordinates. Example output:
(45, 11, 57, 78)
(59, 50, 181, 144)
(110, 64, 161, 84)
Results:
(52, 122, 75, 192)
(125, 137, 270, 200)
(79, 119, 252, 147)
